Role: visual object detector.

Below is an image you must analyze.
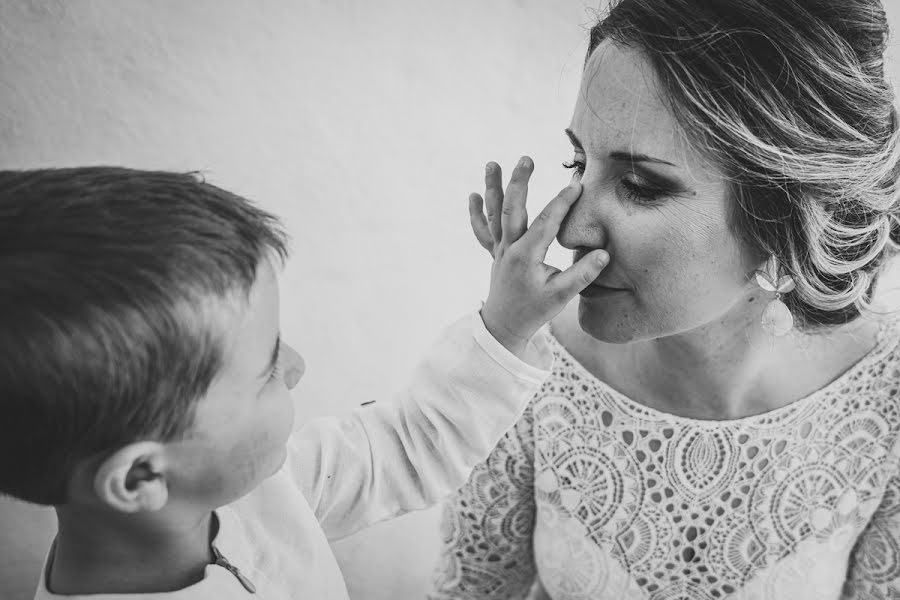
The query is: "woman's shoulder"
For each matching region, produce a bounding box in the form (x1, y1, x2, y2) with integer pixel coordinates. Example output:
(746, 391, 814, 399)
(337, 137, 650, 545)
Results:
(852, 314, 900, 385)
(842, 314, 900, 375)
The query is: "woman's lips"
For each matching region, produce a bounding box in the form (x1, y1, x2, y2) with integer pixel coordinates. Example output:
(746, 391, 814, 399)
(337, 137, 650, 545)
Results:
(579, 281, 629, 298)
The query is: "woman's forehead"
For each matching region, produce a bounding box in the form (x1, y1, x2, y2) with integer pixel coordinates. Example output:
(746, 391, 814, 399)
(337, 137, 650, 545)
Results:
(572, 40, 717, 184)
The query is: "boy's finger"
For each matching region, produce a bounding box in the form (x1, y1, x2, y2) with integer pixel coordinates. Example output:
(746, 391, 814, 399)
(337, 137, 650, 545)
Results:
(518, 181, 582, 260)
(550, 249, 610, 297)
(501, 156, 533, 246)
(469, 194, 495, 254)
(484, 162, 503, 245)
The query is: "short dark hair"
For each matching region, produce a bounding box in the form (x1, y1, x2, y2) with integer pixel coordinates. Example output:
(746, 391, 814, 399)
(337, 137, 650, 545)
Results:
(0, 167, 288, 505)
(590, 0, 900, 330)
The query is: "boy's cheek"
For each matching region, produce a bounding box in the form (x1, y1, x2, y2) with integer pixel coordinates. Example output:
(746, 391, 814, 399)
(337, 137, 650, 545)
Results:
(164, 393, 294, 504)
(168, 447, 269, 505)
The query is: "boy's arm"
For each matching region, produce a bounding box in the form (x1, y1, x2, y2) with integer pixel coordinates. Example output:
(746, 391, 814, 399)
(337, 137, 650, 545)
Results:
(287, 308, 552, 541)
(287, 158, 607, 540)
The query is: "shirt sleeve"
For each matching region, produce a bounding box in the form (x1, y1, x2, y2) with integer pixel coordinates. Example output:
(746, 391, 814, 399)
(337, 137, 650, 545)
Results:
(842, 469, 900, 599)
(285, 309, 553, 541)
(428, 397, 539, 600)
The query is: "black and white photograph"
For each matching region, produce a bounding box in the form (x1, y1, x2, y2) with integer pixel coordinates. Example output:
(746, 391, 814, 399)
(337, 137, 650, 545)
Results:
(3, 1, 900, 599)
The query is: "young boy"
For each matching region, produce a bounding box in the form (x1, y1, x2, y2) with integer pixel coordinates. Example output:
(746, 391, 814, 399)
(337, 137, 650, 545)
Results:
(0, 163, 608, 599)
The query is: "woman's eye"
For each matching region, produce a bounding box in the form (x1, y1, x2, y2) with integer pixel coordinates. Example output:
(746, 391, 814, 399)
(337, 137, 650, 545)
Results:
(619, 176, 666, 204)
(562, 158, 586, 177)
(563, 159, 668, 204)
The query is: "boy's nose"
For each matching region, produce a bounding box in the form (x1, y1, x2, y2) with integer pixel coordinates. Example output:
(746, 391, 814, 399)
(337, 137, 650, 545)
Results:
(280, 343, 305, 390)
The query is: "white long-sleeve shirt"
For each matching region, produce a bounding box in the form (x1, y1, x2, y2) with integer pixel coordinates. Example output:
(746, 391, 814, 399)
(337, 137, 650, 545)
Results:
(34, 310, 554, 600)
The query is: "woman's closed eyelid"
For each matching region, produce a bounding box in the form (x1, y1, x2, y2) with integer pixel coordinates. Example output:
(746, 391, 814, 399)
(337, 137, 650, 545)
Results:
(563, 158, 669, 204)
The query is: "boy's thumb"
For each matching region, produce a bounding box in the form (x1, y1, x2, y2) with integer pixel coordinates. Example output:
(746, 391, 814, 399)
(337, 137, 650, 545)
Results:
(555, 250, 610, 295)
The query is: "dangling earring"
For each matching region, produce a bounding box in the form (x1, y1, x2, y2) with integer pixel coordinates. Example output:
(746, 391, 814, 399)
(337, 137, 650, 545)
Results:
(754, 255, 795, 336)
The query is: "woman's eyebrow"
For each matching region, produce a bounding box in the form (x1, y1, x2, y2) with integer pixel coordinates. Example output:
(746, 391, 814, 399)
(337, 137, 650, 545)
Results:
(565, 128, 584, 149)
(565, 128, 679, 168)
(609, 151, 678, 168)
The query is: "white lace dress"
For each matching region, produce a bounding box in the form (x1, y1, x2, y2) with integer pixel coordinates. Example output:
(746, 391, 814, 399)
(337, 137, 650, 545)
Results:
(430, 319, 900, 600)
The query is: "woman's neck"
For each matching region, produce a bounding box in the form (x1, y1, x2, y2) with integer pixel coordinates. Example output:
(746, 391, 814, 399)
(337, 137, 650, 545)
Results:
(556, 300, 881, 421)
(49, 505, 214, 595)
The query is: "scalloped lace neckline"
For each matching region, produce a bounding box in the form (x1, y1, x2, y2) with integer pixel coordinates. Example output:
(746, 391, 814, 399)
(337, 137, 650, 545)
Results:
(546, 318, 900, 426)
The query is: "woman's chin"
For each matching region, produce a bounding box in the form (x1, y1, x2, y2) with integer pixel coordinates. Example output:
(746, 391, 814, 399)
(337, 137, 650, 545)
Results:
(577, 299, 640, 344)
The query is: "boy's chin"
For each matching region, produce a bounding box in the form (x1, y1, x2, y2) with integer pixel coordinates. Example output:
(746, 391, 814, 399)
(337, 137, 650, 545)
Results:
(269, 444, 289, 475)
(238, 445, 289, 497)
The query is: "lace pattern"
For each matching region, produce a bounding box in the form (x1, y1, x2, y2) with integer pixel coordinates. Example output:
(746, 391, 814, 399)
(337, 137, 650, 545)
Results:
(431, 319, 900, 599)
(431, 403, 539, 599)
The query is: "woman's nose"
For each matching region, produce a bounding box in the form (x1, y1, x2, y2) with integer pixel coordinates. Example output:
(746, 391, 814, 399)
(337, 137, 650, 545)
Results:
(556, 190, 607, 251)
(280, 342, 305, 390)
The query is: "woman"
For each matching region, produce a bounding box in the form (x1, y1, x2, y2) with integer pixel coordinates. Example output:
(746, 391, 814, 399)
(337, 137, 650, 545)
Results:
(430, 0, 900, 598)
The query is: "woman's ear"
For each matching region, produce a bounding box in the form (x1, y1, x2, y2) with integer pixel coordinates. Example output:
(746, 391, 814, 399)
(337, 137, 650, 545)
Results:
(93, 441, 169, 513)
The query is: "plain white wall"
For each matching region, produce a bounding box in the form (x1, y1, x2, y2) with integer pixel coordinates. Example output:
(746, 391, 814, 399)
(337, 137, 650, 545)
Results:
(2, 2, 900, 599)
(0, 1, 592, 599)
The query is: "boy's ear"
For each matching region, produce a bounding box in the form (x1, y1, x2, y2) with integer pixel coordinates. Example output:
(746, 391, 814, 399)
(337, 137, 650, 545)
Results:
(93, 441, 169, 513)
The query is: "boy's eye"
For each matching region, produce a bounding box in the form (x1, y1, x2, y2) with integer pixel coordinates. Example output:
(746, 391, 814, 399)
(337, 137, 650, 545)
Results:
(267, 362, 282, 383)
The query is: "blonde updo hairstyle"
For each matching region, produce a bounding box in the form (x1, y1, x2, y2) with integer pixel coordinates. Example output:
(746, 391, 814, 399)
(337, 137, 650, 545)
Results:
(590, 0, 900, 329)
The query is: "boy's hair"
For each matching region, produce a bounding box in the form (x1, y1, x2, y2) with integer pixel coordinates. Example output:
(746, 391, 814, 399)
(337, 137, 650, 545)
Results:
(0, 167, 288, 505)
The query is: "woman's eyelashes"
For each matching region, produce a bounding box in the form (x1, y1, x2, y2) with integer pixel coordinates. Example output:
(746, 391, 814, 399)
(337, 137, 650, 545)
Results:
(620, 175, 667, 203)
(562, 158, 586, 178)
(562, 158, 667, 203)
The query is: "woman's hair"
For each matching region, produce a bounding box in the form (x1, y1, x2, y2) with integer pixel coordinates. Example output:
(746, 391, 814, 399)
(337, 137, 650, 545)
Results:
(0, 167, 288, 505)
(590, 0, 900, 329)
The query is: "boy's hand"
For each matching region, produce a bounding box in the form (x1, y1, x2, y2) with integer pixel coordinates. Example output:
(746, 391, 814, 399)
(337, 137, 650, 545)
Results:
(470, 156, 609, 358)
